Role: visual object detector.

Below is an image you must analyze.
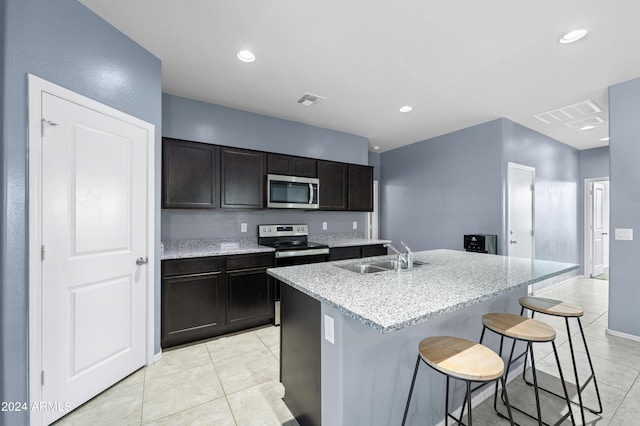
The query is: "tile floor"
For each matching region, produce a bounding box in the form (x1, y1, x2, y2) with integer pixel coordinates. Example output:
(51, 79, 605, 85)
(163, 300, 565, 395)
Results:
(54, 326, 299, 425)
(54, 276, 640, 425)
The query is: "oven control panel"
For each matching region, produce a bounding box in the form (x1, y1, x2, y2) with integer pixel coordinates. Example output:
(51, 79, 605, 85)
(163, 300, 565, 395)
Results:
(258, 224, 308, 237)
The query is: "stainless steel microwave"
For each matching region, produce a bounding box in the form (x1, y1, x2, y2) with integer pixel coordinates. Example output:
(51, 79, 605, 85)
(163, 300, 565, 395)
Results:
(267, 174, 319, 209)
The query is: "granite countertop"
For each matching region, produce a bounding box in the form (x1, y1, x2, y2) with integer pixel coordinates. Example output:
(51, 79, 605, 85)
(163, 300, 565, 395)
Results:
(308, 232, 392, 248)
(267, 249, 579, 334)
(161, 238, 274, 259)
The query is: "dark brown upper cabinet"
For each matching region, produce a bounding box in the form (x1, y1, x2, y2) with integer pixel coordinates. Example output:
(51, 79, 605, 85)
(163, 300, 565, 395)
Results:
(220, 147, 266, 209)
(267, 153, 317, 177)
(348, 164, 374, 211)
(162, 138, 219, 209)
(317, 160, 348, 210)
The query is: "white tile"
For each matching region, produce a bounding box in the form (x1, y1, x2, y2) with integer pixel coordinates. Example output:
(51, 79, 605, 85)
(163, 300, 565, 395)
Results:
(215, 348, 279, 395)
(142, 363, 225, 423)
(227, 379, 299, 426)
(206, 332, 268, 363)
(143, 397, 235, 426)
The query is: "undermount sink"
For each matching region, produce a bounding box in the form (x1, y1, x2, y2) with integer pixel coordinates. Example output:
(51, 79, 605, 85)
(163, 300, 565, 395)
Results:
(338, 259, 427, 274)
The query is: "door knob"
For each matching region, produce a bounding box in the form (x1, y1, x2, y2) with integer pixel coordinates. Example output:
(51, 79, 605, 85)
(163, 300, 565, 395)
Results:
(136, 257, 149, 265)
(510, 240, 518, 244)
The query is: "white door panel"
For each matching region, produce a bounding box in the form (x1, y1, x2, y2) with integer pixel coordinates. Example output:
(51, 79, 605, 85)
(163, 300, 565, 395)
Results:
(590, 182, 606, 276)
(41, 92, 147, 424)
(508, 163, 535, 259)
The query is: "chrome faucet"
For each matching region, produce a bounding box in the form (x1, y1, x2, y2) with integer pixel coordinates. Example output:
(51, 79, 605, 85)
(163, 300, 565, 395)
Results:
(385, 241, 413, 270)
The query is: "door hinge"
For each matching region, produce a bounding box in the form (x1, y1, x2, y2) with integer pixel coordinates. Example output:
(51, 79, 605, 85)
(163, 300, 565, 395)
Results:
(41, 244, 45, 261)
(41, 370, 45, 386)
(41, 118, 59, 137)
(530, 229, 535, 237)
(530, 183, 534, 191)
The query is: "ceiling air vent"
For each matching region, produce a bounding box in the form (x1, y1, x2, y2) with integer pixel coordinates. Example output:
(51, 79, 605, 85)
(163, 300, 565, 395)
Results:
(297, 93, 327, 106)
(534, 100, 602, 124)
(565, 116, 606, 129)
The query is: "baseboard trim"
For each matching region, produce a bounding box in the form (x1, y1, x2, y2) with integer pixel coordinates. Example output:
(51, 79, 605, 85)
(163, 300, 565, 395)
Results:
(153, 351, 163, 364)
(606, 328, 640, 342)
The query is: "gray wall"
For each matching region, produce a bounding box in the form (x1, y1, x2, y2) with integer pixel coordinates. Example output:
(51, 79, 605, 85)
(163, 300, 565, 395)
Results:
(161, 93, 370, 241)
(502, 119, 580, 263)
(0, 1, 162, 424)
(379, 118, 580, 264)
(379, 119, 504, 252)
(608, 77, 640, 337)
(578, 147, 610, 273)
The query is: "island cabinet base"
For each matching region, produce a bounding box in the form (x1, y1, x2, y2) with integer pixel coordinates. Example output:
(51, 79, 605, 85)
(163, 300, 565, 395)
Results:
(280, 284, 322, 426)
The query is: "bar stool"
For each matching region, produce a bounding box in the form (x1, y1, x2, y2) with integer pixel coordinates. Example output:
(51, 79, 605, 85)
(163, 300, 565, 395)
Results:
(520, 296, 603, 425)
(480, 313, 576, 426)
(402, 336, 514, 426)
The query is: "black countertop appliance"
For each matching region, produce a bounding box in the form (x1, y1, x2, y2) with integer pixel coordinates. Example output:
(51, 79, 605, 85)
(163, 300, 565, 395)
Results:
(464, 234, 497, 254)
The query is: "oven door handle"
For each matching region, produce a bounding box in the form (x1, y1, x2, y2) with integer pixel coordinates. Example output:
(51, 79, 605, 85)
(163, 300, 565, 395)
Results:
(309, 183, 314, 205)
(275, 248, 330, 258)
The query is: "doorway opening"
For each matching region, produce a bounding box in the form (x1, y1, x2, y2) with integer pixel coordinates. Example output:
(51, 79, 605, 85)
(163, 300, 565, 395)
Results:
(585, 178, 610, 279)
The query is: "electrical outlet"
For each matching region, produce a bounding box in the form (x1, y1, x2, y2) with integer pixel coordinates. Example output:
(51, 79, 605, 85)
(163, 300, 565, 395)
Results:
(324, 314, 335, 344)
(353, 221, 358, 230)
(241, 223, 247, 233)
(322, 222, 327, 230)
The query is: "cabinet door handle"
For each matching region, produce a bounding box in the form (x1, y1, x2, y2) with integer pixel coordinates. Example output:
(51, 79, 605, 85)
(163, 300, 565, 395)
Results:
(510, 240, 518, 244)
(136, 257, 149, 266)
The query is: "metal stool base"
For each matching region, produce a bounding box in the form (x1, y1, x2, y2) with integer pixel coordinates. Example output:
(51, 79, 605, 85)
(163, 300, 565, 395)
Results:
(520, 308, 604, 424)
(480, 325, 576, 426)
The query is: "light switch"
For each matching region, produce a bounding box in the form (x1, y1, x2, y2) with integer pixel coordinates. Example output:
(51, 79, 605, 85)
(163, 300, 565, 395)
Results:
(324, 314, 335, 344)
(241, 223, 247, 233)
(322, 222, 327, 230)
(353, 221, 358, 230)
(615, 228, 633, 241)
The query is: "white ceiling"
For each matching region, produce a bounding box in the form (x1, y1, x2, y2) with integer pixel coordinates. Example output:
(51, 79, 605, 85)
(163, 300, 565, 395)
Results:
(79, 0, 640, 152)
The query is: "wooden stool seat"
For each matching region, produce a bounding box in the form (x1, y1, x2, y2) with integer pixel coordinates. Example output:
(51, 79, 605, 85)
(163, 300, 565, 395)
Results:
(419, 336, 504, 382)
(482, 312, 556, 342)
(519, 296, 583, 317)
(403, 335, 515, 425)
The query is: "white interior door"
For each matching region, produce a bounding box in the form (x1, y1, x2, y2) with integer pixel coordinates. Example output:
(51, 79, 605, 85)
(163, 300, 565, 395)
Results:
(40, 91, 149, 424)
(590, 181, 606, 276)
(507, 163, 535, 259)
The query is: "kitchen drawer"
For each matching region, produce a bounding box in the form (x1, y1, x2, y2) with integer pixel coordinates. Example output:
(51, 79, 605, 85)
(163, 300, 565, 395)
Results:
(162, 257, 223, 277)
(225, 252, 274, 270)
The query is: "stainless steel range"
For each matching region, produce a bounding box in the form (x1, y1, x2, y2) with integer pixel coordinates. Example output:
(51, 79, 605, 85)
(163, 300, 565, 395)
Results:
(258, 224, 329, 325)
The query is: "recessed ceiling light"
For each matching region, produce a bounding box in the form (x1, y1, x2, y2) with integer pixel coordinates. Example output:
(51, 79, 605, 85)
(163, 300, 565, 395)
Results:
(399, 106, 413, 113)
(600, 137, 610, 142)
(580, 125, 595, 131)
(373, 146, 380, 151)
(237, 50, 256, 63)
(560, 29, 588, 44)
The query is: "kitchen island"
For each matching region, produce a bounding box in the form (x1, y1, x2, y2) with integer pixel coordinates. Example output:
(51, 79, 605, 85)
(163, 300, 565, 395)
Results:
(267, 249, 578, 426)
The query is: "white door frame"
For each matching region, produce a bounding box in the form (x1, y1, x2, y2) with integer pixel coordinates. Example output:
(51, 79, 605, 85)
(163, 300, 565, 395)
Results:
(27, 74, 156, 424)
(506, 162, 535, 259)
(584, 177, 610, 277)
(367, 180, 379, 239)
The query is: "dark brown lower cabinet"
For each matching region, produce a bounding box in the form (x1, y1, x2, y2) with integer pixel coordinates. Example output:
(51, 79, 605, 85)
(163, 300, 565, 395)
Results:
(329, 244, 387, 261)
(162, 252, 274, 348)
(227, 268, 271, 325)
(161, 257, 224, 348)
